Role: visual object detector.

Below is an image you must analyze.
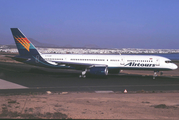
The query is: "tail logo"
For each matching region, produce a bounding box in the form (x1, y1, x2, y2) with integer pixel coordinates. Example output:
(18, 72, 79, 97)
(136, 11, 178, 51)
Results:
(14, 36, 30, 51)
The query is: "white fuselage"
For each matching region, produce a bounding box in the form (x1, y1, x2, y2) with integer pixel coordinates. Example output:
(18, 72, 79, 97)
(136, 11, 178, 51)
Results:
(41, 54, 178, 71)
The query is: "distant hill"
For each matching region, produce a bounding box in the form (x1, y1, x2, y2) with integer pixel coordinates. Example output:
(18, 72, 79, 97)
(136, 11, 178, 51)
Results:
(5, 38, 59, 48)
(62, 44, 73, 48)
(1, 36, 101, 49)
(28, 38, 59, 47)
(61, 44, 100, 49)
(83, 44, 100, 49)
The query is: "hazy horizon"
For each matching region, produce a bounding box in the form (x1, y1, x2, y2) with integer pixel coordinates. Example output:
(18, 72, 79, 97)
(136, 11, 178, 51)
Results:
(0, 0, 179, 49)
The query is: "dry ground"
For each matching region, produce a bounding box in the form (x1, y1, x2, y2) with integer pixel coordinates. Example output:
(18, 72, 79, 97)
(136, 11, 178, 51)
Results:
(1, 54, 179, 119)
(0, 54, 21, 63)
(0, 92, 179, 119)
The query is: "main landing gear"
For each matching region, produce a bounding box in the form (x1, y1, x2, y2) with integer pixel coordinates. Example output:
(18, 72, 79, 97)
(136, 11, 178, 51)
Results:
(79, 69, 87, 78)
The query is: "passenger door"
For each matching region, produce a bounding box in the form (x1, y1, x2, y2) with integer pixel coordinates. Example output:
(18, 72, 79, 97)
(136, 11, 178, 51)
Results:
(156, 58, 160, 66)
(120, 57, 125, 65)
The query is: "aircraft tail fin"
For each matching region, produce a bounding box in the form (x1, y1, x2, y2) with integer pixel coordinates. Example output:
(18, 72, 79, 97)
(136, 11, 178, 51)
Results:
(10, 28, 40, 56)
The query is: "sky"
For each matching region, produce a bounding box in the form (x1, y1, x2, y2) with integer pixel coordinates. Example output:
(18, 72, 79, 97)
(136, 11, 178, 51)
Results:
(0, 0, 179, 49)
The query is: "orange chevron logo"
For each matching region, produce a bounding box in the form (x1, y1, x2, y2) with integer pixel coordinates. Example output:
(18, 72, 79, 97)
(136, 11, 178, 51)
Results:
(14, 36, 30, 51)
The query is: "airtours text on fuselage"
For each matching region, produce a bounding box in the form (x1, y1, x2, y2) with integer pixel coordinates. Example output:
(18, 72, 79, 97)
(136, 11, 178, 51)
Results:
(125, 62, 156, 67)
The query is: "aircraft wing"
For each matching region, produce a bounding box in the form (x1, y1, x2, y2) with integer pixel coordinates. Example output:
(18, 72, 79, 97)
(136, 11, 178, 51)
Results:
(52, 61, 107, 68)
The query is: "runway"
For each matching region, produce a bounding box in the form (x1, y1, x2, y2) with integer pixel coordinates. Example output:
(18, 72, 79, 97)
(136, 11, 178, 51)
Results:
(0, 62, 179, 94)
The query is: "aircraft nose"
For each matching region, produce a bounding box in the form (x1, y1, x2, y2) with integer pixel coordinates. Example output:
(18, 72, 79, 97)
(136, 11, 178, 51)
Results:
(172, 63, 178, 70)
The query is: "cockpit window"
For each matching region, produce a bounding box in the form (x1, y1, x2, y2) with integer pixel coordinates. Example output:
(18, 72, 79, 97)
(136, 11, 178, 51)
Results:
(165, 61, 172, 63)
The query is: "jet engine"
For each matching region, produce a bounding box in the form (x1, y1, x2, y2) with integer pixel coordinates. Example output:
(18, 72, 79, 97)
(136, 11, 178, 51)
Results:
(88, 67, 108, 76)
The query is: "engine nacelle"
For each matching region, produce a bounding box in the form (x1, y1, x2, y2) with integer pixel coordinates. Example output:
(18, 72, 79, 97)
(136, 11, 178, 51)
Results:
(108, 68, 120, 74)
(88, 67, 108, 76)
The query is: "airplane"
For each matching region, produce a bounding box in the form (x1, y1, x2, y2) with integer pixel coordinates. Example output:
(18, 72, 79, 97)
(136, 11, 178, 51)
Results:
(10, 28, 178, 79)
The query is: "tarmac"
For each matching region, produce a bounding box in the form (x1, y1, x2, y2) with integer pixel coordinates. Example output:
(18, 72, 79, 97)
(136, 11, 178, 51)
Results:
(0, 61, 179, 94)
(0, 79, 28, 89)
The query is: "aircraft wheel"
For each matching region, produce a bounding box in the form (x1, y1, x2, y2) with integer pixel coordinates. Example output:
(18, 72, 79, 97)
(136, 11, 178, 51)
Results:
(160, 72, 163, 76)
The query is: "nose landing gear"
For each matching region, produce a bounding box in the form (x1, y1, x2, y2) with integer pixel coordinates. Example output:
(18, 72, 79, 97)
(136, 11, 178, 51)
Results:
(153, 71, 159, 79)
